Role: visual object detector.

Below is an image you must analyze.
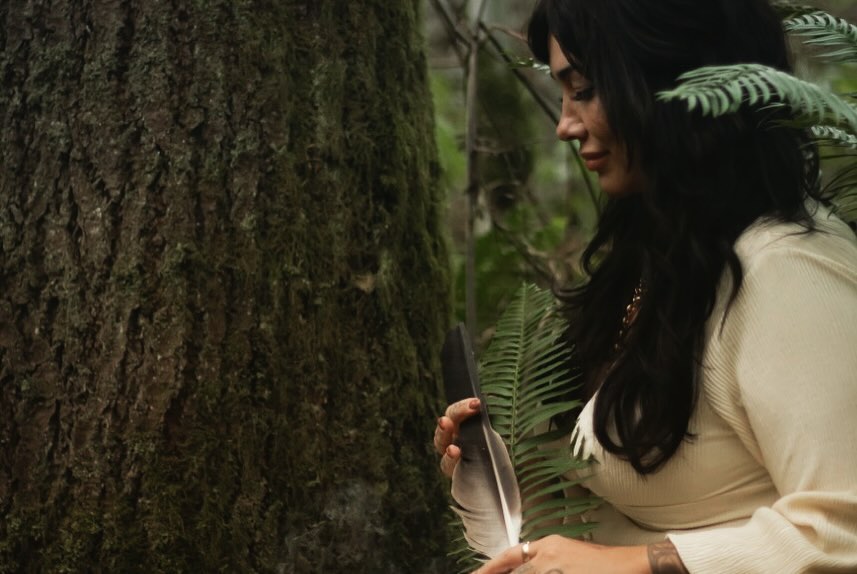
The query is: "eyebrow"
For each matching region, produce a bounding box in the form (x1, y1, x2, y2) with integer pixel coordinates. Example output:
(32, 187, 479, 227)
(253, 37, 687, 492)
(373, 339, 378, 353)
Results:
(551, 65, 575, 83)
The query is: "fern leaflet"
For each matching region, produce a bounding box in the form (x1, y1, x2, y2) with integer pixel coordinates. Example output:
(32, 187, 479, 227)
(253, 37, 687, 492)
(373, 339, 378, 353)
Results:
(784, 11, 857, 62)
(813, 125, 857, 150)
(772, 1, 820, 20)
(450, 284, 598, 572)
(657, 63, 857, 133)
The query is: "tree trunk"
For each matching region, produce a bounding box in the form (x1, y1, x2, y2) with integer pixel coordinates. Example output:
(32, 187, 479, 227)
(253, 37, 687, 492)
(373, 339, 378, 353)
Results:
(0, 1, 451, 572)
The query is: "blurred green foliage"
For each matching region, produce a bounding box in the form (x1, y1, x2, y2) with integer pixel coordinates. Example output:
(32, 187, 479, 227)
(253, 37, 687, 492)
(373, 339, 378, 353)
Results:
(427, 15, 599, 339)
(426, 0, 857, 341)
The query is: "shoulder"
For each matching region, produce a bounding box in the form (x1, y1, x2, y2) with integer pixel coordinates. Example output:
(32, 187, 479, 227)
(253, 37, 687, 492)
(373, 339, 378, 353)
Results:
(701, 204, 857, 460)
(704, 201, 857, 388)
(722, 203, 857, 335)
(733, 203, 857, 279)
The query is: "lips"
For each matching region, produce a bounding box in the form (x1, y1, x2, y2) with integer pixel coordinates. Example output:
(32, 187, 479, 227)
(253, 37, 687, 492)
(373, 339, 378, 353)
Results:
(580, 151, 608, 171)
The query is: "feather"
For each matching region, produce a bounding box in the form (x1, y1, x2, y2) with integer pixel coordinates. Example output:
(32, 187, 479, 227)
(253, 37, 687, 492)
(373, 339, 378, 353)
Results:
(570, 396, 596, 462)
(442, 324, 522, 558)
(450, 424, 522, 558)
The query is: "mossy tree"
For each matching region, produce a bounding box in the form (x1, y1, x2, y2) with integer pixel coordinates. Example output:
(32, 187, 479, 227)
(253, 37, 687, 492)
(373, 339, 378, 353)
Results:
(0, 1, 451, 572)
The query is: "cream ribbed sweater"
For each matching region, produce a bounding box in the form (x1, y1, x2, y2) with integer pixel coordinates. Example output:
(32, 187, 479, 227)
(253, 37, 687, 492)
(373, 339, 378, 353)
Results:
(570, 205, 857, 573)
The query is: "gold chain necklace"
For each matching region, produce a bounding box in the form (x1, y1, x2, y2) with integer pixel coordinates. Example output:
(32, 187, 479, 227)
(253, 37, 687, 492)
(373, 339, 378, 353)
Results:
(614, 281, 646, 352)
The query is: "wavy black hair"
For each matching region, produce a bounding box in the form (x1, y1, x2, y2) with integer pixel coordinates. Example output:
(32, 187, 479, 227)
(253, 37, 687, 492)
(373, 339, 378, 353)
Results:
(529, 0, 821, 473)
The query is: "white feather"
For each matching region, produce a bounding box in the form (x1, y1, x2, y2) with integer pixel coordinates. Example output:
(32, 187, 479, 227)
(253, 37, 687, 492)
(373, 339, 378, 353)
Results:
(450, 426, 522, 558)
(570, 395, 596, 462)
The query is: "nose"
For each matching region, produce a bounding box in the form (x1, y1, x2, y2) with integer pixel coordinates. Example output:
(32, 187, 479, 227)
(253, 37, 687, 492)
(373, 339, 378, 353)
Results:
(556, 100, 585, 142)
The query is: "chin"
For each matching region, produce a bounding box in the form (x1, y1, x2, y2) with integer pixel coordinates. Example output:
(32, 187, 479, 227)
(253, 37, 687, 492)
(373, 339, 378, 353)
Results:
(599, 181, 635, 197)
(598, 172, 644, 197)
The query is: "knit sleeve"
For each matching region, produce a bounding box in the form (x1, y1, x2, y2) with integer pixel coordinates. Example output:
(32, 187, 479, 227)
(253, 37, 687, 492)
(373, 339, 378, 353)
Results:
(667, 236, 857, 573)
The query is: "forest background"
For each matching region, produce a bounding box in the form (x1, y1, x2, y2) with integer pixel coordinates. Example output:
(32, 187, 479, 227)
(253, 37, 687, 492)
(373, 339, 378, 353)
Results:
(426, 0, 857, 340)
(0, 1, 855, 573)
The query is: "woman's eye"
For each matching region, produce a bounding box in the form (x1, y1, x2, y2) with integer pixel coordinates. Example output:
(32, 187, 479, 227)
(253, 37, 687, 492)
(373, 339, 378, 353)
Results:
(572, 86, 595, 102)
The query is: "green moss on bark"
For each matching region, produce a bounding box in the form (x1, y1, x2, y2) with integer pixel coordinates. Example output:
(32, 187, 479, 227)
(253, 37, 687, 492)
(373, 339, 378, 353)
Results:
(0, 0, 452, 572)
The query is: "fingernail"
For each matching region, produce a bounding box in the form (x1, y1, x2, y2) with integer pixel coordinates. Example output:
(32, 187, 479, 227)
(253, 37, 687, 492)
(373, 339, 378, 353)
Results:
(469, 399, 480, 409)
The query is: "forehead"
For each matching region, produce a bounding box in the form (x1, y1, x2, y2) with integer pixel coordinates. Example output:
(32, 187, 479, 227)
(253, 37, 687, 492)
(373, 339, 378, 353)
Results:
(548, 36, 581, 82)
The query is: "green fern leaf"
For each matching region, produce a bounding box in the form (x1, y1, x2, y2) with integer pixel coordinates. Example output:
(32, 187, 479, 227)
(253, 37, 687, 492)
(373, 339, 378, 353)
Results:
(479, 285, 569, 459)
(449, 284, 598, 569)
(819, 158, 857, 227)
(772, 1, 820, 20)
(830, 189, 857, 227)
(784, 11, 857, 62)
(481, 284, 599, 547)
(511, 56, 552, 75)
(812, 125, 857, 149)
(657, 63, 857, 133)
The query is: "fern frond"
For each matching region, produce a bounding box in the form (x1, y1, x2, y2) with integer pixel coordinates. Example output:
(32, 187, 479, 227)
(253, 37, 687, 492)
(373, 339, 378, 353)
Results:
(450, 284, 596, 569)
(451, 549, 482, 574)
(830, 189, 857, 227)
(480, 284, 596, 546)
(479, 285, 574, 459)
(811, 130, 857, 229)
(511, 56, 552, 75)
(657, 64, 857, 133)
(784, 11, 857, 62)
(772, 1, 820, 20)
(821, 161, 857, 227)
(813, 125, 857, 150)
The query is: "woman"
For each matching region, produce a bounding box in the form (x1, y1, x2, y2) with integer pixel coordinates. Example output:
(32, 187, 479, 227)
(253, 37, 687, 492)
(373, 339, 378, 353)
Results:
(433, 0, 857, 572)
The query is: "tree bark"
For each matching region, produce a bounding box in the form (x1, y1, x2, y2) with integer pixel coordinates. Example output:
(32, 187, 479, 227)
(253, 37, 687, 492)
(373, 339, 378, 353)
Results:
(0, 1, 451, 572)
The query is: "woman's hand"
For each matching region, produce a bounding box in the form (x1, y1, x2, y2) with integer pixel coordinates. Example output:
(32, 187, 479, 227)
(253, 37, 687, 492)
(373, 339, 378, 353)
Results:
(433, 397, 481, 476)
(472, 536, 651, 574)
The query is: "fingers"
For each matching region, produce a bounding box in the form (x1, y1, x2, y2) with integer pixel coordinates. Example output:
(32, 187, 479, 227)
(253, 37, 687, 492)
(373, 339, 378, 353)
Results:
(433, 397, 480, 455)
(445, 397, 481, 425)
(439, 444, 461, 477)
(433, 417, 450, 455)
(434, 397, 480, 477)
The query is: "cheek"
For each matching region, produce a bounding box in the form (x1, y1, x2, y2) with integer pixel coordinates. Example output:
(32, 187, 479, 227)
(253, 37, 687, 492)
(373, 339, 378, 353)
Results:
(601, 162, 645, 197)
(585, 99, 612, 139)
(592, 119, 616, 146)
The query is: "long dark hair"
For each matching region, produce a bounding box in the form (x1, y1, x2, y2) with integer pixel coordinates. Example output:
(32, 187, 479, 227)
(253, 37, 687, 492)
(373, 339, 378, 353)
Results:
(529, 0, 821, 473)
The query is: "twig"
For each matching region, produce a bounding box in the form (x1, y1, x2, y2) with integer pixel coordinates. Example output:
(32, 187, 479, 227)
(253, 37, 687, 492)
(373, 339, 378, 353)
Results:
(480, 22, 602, 214)
(464, 19, 482, 337)
(429, 0, 481, 336)
(489, 212, 558, 286)
(483, 22, 527, 43)
(480, 22, 558, 123)
(475, 0, 490, 22)
(427, 0, 468, 64)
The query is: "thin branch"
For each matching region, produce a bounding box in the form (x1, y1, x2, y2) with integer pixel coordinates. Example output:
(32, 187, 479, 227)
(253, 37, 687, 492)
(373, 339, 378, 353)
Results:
(475, 0, 490, 23)
(483, 22, 527, 43)
(428, 0, 469, 64)
(463, 4, 485, 337)
(480, 22, 557, 123)
(480, 22, 602, 214)
(489, 212, 558, 286)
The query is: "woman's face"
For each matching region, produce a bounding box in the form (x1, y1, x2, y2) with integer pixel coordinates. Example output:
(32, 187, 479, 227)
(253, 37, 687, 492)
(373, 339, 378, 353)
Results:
(549, 37, 645, 197)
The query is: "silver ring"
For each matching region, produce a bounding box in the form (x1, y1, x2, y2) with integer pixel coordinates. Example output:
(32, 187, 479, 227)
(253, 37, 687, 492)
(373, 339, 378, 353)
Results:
(521, 541, 531, 563)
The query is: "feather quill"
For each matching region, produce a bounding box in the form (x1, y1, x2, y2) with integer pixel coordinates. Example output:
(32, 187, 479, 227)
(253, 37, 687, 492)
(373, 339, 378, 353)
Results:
(442, 324, 522, 558)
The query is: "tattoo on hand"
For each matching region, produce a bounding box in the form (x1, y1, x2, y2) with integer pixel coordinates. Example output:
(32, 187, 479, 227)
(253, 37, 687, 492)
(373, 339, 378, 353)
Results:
(648, 541, 689, 574)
